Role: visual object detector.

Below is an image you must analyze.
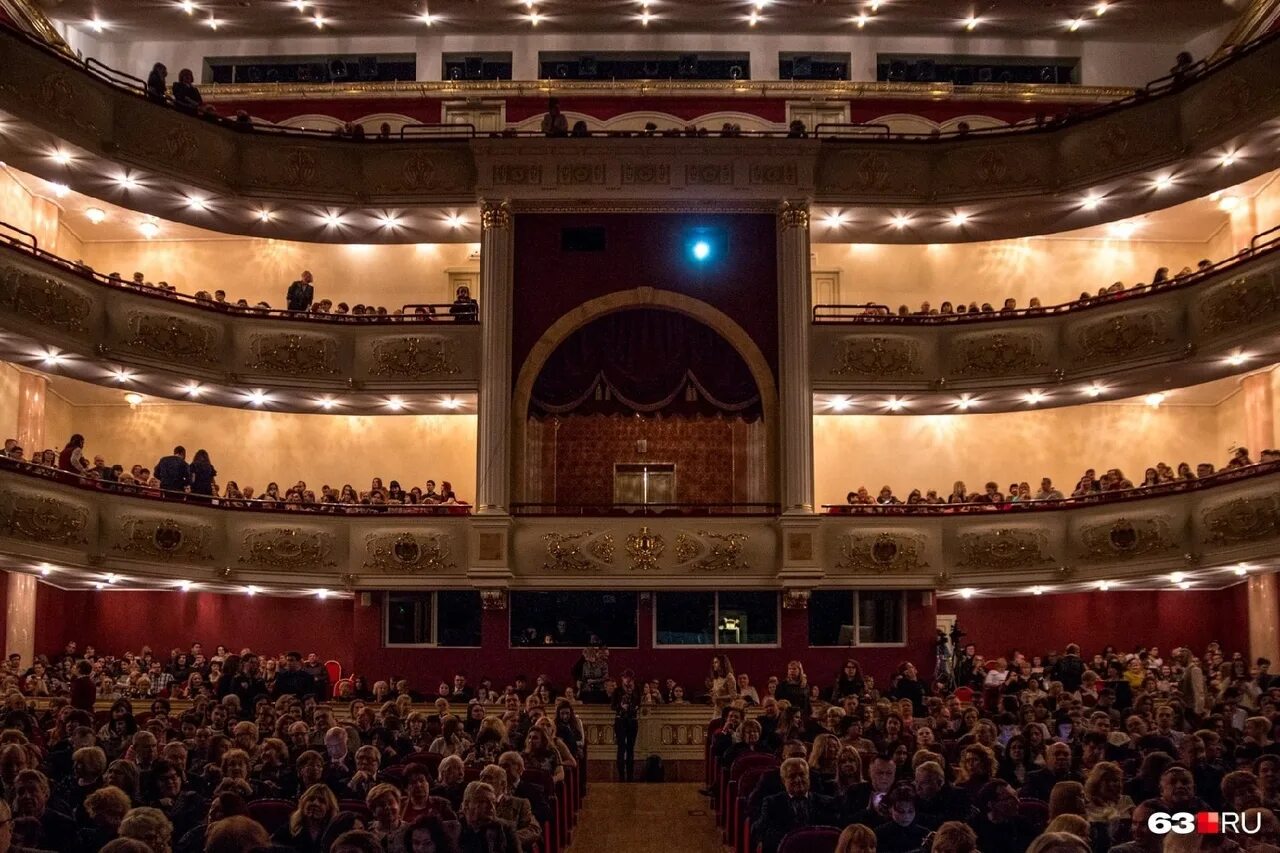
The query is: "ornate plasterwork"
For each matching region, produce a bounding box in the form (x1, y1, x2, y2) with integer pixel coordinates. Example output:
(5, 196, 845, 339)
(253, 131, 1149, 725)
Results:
(1076, 517, 1178, 561)
(541, 531, 615, 572)
(832, 336, 922, 378)
(956, 528, 1055, 571)
(238, 528, 336, 571)
(114, 515, 214, 562)
(363, 532, 456, 573)
(951, 333, 1047, 378)
(480, 589, 508, 610)
(835, 532, 929, 573)
(1200, 275, 1280, 335)
(626, 526, 665, 571)
(1202, 495, 1280, 546)
(481, 200, 512, 230)
(369, 337, 461, 378)
(1, 266, 91, 332)
(0, 490, 88, 546)
(247, 333, 339, 376)
(126, 311, 218, 365)
(778, 200, 810, 230)
(672, 531, 749, 572)
(1072, 312, 1173, 363)
(782, 589, 811, 610)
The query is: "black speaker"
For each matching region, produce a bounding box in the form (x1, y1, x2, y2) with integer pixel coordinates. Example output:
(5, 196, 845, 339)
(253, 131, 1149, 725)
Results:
(464, 56, 484, 79)
(328, 58, 348, 80)
(678, 54, 698, 77)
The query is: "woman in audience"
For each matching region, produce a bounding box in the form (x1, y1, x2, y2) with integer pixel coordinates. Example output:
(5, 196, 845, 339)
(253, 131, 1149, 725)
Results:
(190, 449, 217, 497)
(428, 716, 470, 757)
(434, 756, 467, 810)
(366, 783, 406, 847)
(273, 783, 338, 853)
(836, 823, 878, 853)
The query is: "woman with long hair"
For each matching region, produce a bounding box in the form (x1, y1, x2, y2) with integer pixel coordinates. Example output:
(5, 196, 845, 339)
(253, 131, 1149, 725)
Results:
(832, 659, 866, 703)
(707, 654, 738, 711)
(272, 783, 337, 853)
(190, 449, 217, 497)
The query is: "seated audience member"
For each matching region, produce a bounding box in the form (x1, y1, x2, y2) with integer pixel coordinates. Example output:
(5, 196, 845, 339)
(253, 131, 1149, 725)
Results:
(458, 781, 520, 853)
(478, 764, 540, 853)
(753, 757, 839, 853)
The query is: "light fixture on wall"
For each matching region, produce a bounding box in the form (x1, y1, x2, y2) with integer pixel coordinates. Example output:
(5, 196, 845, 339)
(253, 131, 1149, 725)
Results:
(138, 220, 160, 239)
(84, 207, 107, 224)
(124, 392, 144, 407)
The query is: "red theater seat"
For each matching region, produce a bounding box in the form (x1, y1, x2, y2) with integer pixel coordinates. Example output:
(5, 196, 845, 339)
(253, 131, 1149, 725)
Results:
(778, 826, 842, 853)
(247, 799, 296, 835)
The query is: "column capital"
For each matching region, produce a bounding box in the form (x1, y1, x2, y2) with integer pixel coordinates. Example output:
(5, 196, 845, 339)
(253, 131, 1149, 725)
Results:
(481, 200, 512, 231)
(778, 200, 811, 231)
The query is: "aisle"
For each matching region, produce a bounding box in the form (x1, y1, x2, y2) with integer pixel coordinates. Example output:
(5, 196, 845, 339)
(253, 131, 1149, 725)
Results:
(567, 783, 724, 853)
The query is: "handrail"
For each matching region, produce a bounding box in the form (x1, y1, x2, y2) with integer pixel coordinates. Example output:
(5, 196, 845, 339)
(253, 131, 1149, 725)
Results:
(813, 122, 892, 138)
(812, 226, 1280, 324)
(2, 20, 1277, 146)
(0, 457, 473, 516)
(510, 502, 781, 517)
(0, 229, 479, 325)
(85, 56, 146, 95)
(0, 221, 36, 251)
(821, 460, 1280, 515)
(399, 122, 476, 139)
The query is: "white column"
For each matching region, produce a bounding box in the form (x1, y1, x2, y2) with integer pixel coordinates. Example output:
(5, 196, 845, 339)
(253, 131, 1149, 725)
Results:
(1249, 573, 1280, 667)
(476, 200, 514, 515)
(777, 200, 814, 514)
(5, 572, 36, 668)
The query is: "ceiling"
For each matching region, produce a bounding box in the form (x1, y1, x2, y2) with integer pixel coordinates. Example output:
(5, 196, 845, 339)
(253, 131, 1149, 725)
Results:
(36, 0, 1241, 40)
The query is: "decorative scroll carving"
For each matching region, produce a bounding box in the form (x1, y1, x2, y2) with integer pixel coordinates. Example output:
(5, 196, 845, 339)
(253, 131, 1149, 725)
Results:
(835, 532, 929, 573)
(626, 526, 665, 571)
(491, 165, 541, 186)
(778, 201, 810, 230)
(481, 201, 512, 230)
(126, 311, 218, 365)
(673, 531, 749, 572)
(480, 589, 508, 610)
(115, 515, 214, 562)
(832, 337, 922, 377)
(750, 164, 797, 185)
(0, 491, 88, 545)
(686, 164, 733, 185)
(282, 149, 320, 187)
(957, 528, 1055, 570)
(1201, 275, 1280, 335)
(782, 590, 811, 610)
(0, 71, 97, 132)
(238, 528, 336, 571)
(247, 334, 339, 376)
(1077, 517, 1177, 561)
(400, 153, 438, 190)
(363, 532, 456, 573)
(557, 164, 605, 185)
(621, 163, 670, 185)
(2, 267, 91, 332)
(369, 337, 461, 378)
(951, 333, 1047, 378)
(140, 125, 200, 166)
(1202, 496, 1280, 546)
(1073, 313, 1172, 363)
(541, 531, 615, 571)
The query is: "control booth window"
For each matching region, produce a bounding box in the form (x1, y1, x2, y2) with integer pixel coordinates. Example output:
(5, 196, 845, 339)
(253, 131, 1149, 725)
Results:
(385, 591, 482, 647)
(509, 591, 639, 648)
(655, 591, 779, 646)
(808, 590, 906, 647)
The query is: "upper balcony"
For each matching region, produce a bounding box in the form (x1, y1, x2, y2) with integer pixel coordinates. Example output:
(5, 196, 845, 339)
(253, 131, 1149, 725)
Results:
(1, 24, 1280, 243)
(811, 224, 1280, 412)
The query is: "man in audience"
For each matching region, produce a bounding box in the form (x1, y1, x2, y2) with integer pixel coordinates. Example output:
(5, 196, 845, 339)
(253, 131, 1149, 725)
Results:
(153, 446, 191, 494)
(1021, 742, 1081, 801)
(286, 270, 315, 312)
(458, 781, 520, 853)
(754, 757, 838, 853)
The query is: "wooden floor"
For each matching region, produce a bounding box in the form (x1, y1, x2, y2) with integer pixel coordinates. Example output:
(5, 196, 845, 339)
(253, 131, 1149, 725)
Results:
(569, 783, 723, 853)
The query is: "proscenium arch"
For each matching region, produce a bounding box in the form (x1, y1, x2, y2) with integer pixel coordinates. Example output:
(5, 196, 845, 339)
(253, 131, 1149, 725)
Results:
(511, 286, 780, 506)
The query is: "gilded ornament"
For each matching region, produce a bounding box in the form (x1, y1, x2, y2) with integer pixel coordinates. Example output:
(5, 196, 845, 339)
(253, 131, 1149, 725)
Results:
(832, 337, 922, 378)
(282, 149, 320, 187)
(836, 532, 929, 573)
(2, 267, 91, 332)
(0, 491, 88, 546)
(778, 201, 810, 230)
(141, 125, 199, 166)
(541, 531, 615, 572)
(115, 515, 214, 562)
(750, 164, 797, 185)
(626, 526, 665, 571)
(480, 589, 508, 610)
(1073, 313, 1171, 363)
(956, 528, 1055, 570)
(126, 311, 219, 365)
(672, 531, 749, 572)
(363, 532, 457, 573)
(369, 337, 461, 378)
(1202, 496, 1280, 546)
(782, 589, 811, 610)
(247, 334, 339, 376)
(1201, 275, 1279, 335)
(480, 201, 512, 230)
(238, 528, 336, 571)
(400, 153, 438, 190)
(951, 333, 1046, 378)
(1077, 517, 1177, 561)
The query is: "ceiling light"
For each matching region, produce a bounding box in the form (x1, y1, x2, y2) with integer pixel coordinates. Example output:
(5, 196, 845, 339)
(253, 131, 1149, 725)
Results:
(1098, 581, 1111, 591)
(1081, 193, 1103, 210)
(963, 15, 979, 30)
(747, 10, 761, 25)
(1234, 564, 1250, 576)
(1068, 18, 1083, 30)
(49, 182, 69, 198)
(1218, 195, 1241, 212)
(124, 392, 144, 406)
(114, 173, 140, 191)
(955, 396, 973, 411)
(441, 397, 463, 410)
(1108, 221, 1137, 239)
(245, 585, 259, 596)
(386, 397, 406, 411)
(186, 195, 208, 210)
(1219, 151, 1238, 167)
(317, 396, 338, 410)
(948, 211, 970, 226)
(640, 10, 653, 24)
(246, 390, 269, 407)
(90, 17, 108, 32)
(321, 211, 345, 228)
(885, 398, 906, 412)
(418, 11, 434, 24)
(446, 213, 466, 229)
(959, 588, 975, 599)
(316, 588, 330, 599)
(1024, 390, 1045, 405)
(870, 0, 882, 9)
(854, 13, 868, 27)
(257, 208, 274, 222)
(1085, 382, 1105, 397)
(1144, 392, 1165, 407)
(1094, 1, 1108, 13)
(1170, 572, 1185, 584)
(39, 564, 52, 576)
(377, 213, 402, 229)
(292, 0, 307, 9)
(179, 580, 192, 591)
(829, 397, 852, 412)
(85, 207, 107, 224)
(105, 573, 118, 584)
(1177, 581, 1193, 590)
(890, 214, 912, 229)
(49, 149, 73, 165)
(94, 582, 104, 590)
(184, 382, 203, 397)
(1226, 351, 1249, 366)
(1031, 586, 1044, 595)
(138, 220, 159, 239)
(179, 1, 197, 13)
(822, 211, 847, 228)
(528, 10, 543, 25)
(1152, 174, 1174, 191)
(111, 367, 135, 383)
(312, 14, 326, 27)
(40, 349, 66, 366)
(205, 16, 219, 29)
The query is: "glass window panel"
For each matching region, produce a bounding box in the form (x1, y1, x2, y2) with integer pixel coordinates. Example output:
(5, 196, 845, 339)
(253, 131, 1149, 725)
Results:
(808, 590, 855, 647)
(437, 591, 482, 647)
(655, 592, 715, 646)
(717, 592, 778, 645)
(858, 591, 905, 644)
(386, 592, 432, 646)
(509, 592, 638, 647)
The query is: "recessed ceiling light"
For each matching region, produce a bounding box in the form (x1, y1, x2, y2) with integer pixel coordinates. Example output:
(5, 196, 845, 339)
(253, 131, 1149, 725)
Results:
(184, 382, 203, 397)
(1024, 390, 1046, 405)
(321, 211, 346, 228)
(1152, 174, 1174, 190)
(446, 213, 466, 229)
(1177, 580, 1193, 590)
(124, 392, 144, 406)
(312, 14, 326, 27)
(885, 398, 906, 412)
(179, 580, 192, 591)
(640, 10, 654, 24)
(1144, 392, 1165, 407)
(747, 10, 761, 25)
(1067, 18, 1083, 30)
(870, 0, 883, 9)
(138, 220, 159, 239)
(1085, 382, 1105, 397)
(89, 17, 108, 32)
(1098, 581, 1111, 591)
(1218, 195, 1241, 212)
(829, 397, 852, 412)
(115, 173, 139, 190)
(1081, 193, 1103, 210)
(441, 397, 463, 410)
(186, 195, 209, 210)
(1031, 585, 1044, 595)
(948, 211, 970, 226)
(245, 585, 259, 596)
(1234, 564, 1250, 576)
(40, 349, 66, 366)
(418, 11, 434, 25)
(1108, 221, 1137, 239)
(955, 396, 973, 410)
(85, 207, 107, 224)
(854, 13, 868, 27)
(112, 367, 135, 383)
(963, 15, 979, 30)
(179, 1, 197, 13)
(1094, 1, 1109, 13)
(386, 397, 406, 411)
(1226, 351, 1249, 366)
(245, 390, 270, 407)
(959, 588, 975, 599)
(317, 396, 339, 410)
(292, 0, 307, 9)
(890, 214, 912, 229)
(378, 213, 402, 229)
(49, 149, 73, 165)
(1219, 151, 1238, 167)
(316, 588, 330, 599)
(49, 182, 69, 198)
(256, 208, 274, 222)
(823, 212, 847, 228)
(205, 16, 220, 29)
(528, 10, 543, 25)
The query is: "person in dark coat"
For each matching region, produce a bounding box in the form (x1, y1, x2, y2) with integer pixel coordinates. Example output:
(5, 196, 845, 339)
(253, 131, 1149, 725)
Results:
(752, 758, 839, 853)
(457, 781, 519, 853)
(189, 449, 217, 497)
(286, 271, 315, 312)
(153, 446, 191, 493)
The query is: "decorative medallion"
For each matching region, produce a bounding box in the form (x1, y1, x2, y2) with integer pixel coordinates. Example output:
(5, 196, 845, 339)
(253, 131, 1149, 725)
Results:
(836, 532, 930, 573)
(620, 163, 670, 185)
(1077, 517, 1177, 561)
(491, 165, 541, 186)
(1, 267, 91, 332)
(400, 153, 437, 190)
(126, 311, 218, 365)
(782, 589, 811, 610)
(556, 164, 605, 185)
(686, 164, 733, 185)
(247, 333, 339, 376)
(363, 532, 457, 573)
(541, 531, 616, 572)
(672, 531, 749, 572)
(115, 516, 215, 562)
(369, 337, 461, 378)
(851, 153, 892, 191)
(238, 528, 336, 571)
(480, 589, 508, 610)
(626, 526, 665, 571)
(956, 528, 1055, 570)
(1073, 313, 1172, 363)
(0, 491, 88, 546)
(282, 149, 320, 187)
(832, 337, 922, 378)
(1202, 496, 1280, 546)
(141, 125, 199, 166)
(750, 164, 797, 185)
(1201, 275, 1279, 335)
(951, 333, 1047, 378)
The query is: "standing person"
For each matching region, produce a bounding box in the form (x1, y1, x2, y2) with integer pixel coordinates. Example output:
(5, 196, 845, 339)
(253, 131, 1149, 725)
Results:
(154, 446, 191, 494)
(449, 285, 479, 323)
(287, 271, 315, 313)
(58, 434, 90, 474)
(189, 450, 217, 498)
(540, 98, 568, 137)
(146, 63, 168, 100)
(611, 670, 642, 782)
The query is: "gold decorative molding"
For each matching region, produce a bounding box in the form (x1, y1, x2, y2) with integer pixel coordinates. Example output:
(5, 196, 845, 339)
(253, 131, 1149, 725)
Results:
(672, 531, 749, 572)
(541, 531, 615, 571)
(0, 490, 88, 546)
(481, 200, 512, 230)
(247, 333, 340, 376)
(626, 526, 665, 571)
(956, 528, 1055, 570)
(778, 200, 810, 230)
(369, 336, 461, 378)
(1, 266, 91, 332)
(1202, 496, 1280, 546)
(115, 515, 215, 562)
(238, 528, 336, 571)
(480, 589, 508, 610)
(1200, 275, 1280, 335)
(836, 532, 930, 573)
(1076, 517, 1178, 561)
(951, 332, 1048, 378)
(363, 532, 457, 573)
(126, 311, 219, 366)
(782, 589, 811, 610)
(1072, 312, 1172, 363)
(832, 336, 922, 378)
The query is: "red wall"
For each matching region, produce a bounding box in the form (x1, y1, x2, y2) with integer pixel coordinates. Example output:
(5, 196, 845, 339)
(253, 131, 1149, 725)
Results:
(939, 585, 1251, 659)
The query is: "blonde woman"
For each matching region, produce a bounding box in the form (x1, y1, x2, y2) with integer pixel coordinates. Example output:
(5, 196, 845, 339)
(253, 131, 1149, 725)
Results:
(808, 734, 842, 781)
(776, 660, 810, 712)
(707, 654, 739, 712)
(272, 783, 338, 851)
(929, 821, 977, 853)
(835, 823, 877, 853)
(119, 807, 173, 853)
(1083, 761, 1134, 823)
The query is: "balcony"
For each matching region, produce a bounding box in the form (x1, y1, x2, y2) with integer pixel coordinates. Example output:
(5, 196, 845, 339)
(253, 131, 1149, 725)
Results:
(3, 458, 1277, 593)
(0, 26, 1278, 243)
(811, 227, 1280, 411)
(0, 234, 481, 410)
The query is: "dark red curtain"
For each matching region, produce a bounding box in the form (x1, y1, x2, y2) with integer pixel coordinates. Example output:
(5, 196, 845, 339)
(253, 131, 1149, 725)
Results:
(529, 309, 761, 420)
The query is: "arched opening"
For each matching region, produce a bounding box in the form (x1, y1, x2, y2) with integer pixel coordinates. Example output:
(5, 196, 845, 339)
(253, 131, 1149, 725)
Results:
(517, 305, 774, 512)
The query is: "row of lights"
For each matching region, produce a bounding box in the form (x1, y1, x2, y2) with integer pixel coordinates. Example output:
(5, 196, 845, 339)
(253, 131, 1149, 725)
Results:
(34, 563, 328, 598)
(959, 563, 1253, 598)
